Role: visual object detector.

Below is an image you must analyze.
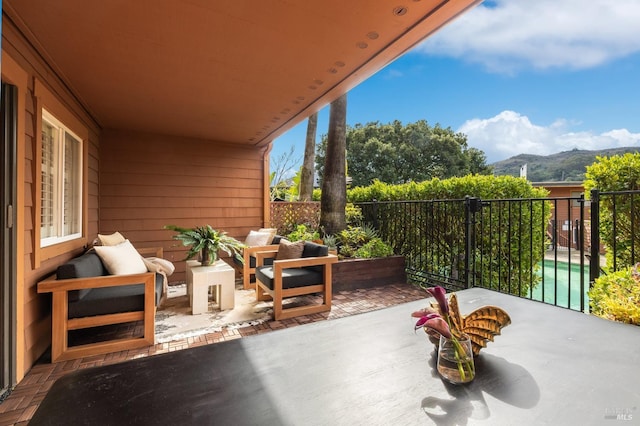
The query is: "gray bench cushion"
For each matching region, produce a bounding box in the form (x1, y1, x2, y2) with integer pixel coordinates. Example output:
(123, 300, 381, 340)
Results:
(68, 273, 164, 318)
(57, 252, 108, 302)
(57, 250, 163, 316)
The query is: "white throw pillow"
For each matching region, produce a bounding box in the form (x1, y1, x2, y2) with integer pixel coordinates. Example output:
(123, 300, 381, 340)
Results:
(244, 230, 273, 247)
(258, 228, 277, 243)
(94, 240, 148, 275)
(97, 231, 126, 246)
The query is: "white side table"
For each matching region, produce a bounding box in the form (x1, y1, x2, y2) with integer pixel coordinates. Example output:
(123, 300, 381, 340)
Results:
(185, 259, 235, 314)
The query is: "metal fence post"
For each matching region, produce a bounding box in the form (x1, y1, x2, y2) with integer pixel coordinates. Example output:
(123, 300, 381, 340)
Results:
(578, 194, 585, 312)
(589, 189, 600, 288)
(371, 199, 379, 230)
(464, 196, 482, 289)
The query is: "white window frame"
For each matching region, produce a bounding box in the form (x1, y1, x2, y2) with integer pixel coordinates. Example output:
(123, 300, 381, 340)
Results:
(40, 109, 83, 247)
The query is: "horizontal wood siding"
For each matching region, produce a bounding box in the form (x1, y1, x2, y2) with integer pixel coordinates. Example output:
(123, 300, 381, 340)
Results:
(100, 130, 268, 282)
(3, 18, 101, 379)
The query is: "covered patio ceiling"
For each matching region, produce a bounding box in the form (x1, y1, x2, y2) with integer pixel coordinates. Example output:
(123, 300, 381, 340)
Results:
(3, 0, 480, 147)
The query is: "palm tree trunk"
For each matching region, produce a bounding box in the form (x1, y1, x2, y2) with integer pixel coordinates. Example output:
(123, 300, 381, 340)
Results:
(299, 112, 318, 201)
(320, 94, 347, 235)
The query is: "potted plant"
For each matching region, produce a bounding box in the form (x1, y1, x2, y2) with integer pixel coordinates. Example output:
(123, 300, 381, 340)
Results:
(164, 224, 245, 266)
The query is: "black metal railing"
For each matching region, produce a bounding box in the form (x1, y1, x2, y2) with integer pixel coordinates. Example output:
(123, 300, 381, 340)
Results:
(356, 189, 640, 312)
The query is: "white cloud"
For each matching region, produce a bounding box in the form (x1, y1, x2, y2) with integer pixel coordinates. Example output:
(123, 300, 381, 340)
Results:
(384, 69, 405, 79)
(417, 0, 640, 73)
(458, 110, 640, 163)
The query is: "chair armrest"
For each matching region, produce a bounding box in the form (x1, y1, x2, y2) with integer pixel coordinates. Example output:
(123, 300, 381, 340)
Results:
(244, 244, 279, 264)
(244, 244, 279, 256)
(253, 248, 280, 266)
(137, 246, 164, 258)
(37, 272, 156, 293)
(272, 254, 338, 269)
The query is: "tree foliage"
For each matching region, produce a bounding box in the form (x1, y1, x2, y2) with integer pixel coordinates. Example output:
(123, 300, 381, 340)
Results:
(316, 120, 492, 186)
(584, 152, 640, 269)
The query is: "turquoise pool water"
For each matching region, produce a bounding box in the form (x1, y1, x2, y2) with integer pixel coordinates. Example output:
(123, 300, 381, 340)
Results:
(531, 259, 590, 311)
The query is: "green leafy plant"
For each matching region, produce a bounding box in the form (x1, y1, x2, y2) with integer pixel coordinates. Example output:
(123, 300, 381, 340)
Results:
(588, 264, 640, 325)
(164, 224, 245, 265)
(335, 225, 393, 259)
(285, 224, 320, 242)
(353, 239, 394, 258)
(321, 234, 338, 251)
(345, 203, 364, 226)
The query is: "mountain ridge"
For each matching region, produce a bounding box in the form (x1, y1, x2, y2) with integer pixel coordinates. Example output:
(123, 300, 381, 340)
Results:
(491, 147, 639, 182)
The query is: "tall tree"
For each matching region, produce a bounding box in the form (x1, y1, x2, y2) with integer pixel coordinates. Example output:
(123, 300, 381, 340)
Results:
(316, 120, 492, 186)
(299, 112, 318, 201)
(320, 94, 347, 235)
(269, 145, 299, 201)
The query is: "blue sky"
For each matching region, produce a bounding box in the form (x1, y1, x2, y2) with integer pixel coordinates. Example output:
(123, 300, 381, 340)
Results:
(271, 0, 640, 172)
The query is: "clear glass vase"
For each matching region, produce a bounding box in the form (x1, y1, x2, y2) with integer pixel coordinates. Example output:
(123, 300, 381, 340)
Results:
(437, 334, 475, 384)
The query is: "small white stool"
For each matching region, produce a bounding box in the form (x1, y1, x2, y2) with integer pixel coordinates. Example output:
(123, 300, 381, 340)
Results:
(185, 259, 235, 314)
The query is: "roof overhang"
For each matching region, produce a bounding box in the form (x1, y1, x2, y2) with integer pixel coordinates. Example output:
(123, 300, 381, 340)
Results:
(3, 0, 480, 146)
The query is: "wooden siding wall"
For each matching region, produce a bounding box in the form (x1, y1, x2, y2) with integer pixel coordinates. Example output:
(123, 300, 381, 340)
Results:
(99, 130, 269, 282)
(2, 17, 101, 379)
(545, 186, 587, 225)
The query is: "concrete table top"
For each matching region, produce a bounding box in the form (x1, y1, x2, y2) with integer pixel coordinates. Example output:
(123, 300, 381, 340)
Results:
(30, 288, 640, 425)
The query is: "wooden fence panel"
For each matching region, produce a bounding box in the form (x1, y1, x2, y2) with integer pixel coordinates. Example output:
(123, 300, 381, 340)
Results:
(270, 202, 320, 234)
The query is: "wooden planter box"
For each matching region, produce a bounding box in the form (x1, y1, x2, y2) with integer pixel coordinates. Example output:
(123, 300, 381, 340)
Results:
(332, 255, 406, 293)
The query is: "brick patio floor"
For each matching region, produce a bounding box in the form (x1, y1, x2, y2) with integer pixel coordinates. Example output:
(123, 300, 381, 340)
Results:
(0, 283, 426, 426)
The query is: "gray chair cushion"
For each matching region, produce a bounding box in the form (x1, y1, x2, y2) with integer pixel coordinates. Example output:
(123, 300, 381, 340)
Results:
(254, 241, 329, 289)
(255, 266, 323, 290)
(302, 242, 328, 273)
(301, 241, 328, 258)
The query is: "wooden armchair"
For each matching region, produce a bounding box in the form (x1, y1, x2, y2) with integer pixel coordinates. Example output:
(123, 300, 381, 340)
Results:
(254, 241, 338, 320)
(240, 243, 279, 290)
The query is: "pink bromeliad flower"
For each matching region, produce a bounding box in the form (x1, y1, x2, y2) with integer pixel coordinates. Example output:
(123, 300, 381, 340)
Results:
(411, 301, 451, 339)
(412, 286, 454, 340)
(426, 286, 449, 315)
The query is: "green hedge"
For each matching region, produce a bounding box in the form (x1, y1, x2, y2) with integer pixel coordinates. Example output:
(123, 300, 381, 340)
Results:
(589, 265, 640, 325)
(585, 153, 640, 270)
(347, 175, 548, 202)
(347, 175, 551, 296)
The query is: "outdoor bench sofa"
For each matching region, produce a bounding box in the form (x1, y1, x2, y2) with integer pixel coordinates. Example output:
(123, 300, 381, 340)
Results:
(37, 247, 164, 362)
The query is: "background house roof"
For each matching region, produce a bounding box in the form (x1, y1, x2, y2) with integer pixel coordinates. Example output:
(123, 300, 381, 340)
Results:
(4, 0, 479, 147)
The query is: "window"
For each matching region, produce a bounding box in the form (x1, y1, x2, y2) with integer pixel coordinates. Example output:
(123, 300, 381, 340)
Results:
(40, 110, 83, 247)
(571, 190, 590, 207)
